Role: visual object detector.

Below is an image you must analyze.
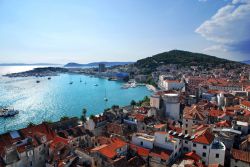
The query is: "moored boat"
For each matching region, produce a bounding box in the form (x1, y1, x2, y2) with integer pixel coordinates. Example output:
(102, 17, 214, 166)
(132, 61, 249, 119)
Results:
(0, 108, 19, 118)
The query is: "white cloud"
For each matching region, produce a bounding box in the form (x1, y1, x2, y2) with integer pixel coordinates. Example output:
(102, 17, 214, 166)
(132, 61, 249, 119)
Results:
(196, 0, 250, 54)
(203, 45, 228, 52)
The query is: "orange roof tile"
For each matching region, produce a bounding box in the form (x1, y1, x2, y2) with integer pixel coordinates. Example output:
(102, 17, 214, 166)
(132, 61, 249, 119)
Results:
(185, 151, 201, 161)
(231, 148, 250, 163)
(129, 144, 150, 157)
(241, 100, 250, 108)
(193, 129, 214, 145)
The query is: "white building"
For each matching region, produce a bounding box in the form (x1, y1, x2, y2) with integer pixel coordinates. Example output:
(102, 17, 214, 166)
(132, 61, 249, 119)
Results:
(158, 75, 185, 91)
(163, 93, 180, 121)
(132, 133, 154, 149)
(150, 94, 161, 109)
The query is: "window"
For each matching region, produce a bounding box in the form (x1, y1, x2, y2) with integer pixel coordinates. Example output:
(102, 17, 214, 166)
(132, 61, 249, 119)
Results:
(193, 143, 196, 147)
(186, 124, 188, 127)
(216, 154, 219, 158)
(185, 130, 188, 134)
(203, 145, 207, 149)
(140, 141, 143, 146)
(185, 141, 188, 144)
(202, 152, 206, 157)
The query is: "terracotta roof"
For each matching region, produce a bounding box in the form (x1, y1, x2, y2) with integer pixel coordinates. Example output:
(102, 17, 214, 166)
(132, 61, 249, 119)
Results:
(50, 136, 69, 150)
(183, 105, 207, 121)
(134, 114, 146, 121)
(209, 109, 224, 117)
(129, 144, 150, 157)
(215, 120, 231, 128)
(241, 100, 250, 108)
(231, 148, 250, 163)
(154, 124, 166, 129)
(185, 151, 201, 162)
(92, 137, 127, 159)
(149, 149, 171, 161)
(192, 129, 214, 145)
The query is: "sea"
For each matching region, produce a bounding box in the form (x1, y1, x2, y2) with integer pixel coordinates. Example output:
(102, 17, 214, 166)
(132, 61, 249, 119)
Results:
(0, 66, 151, 134)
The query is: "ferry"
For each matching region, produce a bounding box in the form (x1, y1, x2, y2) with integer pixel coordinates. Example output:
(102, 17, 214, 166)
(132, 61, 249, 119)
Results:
(121, 80, 137, 89)
(0, 108, 19, 118)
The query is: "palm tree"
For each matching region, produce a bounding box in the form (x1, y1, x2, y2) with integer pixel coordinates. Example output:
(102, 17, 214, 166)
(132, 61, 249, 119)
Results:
(81, 108, 87, 123)
(130, 100, 136, 106)
(27, 122, 35, 127)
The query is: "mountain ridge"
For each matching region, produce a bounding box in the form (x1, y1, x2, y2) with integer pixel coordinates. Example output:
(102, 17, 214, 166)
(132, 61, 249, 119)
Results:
(64, 61, 134, 67)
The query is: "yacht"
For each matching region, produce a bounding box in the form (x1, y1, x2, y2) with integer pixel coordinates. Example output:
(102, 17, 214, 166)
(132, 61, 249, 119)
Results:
(104, 88, 108, 101)
(0, 108, 19, 118)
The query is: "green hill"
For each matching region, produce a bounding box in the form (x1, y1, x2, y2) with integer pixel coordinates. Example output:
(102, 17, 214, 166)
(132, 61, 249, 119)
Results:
(134, 50, 242, 74)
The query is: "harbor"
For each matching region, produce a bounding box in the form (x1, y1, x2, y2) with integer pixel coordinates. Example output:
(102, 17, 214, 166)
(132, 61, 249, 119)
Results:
(0, 69, 151, 134)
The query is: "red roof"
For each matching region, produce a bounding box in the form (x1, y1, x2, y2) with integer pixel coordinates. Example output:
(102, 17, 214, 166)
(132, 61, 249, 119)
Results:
(241, 100, 250, 108)
(231, 148, 250, 163)
(149, 150, 171, 161)
(215, 120, 231, 128)
(129, 143, 150, 157)
(92, 137, 127, 159)
(134, 114, 146, 121)
(193, 129, 214, 145)
(185, 151, 201, 162)
(154, 124, 166, 129)
(50, 136, 69, 150)
(209, 109, 224, 117)
(183, 105, 207, 121)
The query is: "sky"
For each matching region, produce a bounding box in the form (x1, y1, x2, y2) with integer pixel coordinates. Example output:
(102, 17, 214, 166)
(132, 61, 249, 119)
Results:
(0, 0, 249, 64)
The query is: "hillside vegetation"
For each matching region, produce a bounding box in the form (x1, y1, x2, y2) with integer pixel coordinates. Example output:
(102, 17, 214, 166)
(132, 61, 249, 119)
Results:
(134, 50, 242, 74)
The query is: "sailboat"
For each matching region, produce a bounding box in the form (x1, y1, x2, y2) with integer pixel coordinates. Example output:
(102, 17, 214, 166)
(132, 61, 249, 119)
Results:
(104, 88, 108, 101)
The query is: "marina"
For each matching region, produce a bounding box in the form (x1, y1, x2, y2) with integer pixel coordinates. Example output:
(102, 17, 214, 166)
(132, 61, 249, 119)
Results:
(0, 66, 151, 134)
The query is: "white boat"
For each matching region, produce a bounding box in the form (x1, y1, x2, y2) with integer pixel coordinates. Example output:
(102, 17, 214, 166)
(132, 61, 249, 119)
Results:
(104, 88, 108, 101)
(0, 108, 19, 118)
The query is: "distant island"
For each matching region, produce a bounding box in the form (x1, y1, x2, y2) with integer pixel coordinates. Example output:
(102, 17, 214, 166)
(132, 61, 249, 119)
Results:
(0, 63, 60, 66)
(4, 67, 68, 77)
(241, 60, 250, 65)
(64, 61, 134, 67)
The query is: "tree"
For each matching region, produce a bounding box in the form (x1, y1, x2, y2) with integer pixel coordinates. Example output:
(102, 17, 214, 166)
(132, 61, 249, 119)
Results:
(60, 116, 69, 121)
(27, 122, 35, 127)
(90, 114, 96, 120)
(130, 100, 136, 107)
(81, 108, 87, 123)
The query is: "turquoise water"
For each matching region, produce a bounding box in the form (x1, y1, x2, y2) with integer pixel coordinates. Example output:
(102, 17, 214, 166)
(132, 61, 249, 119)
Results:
(0, 67, 151, 134)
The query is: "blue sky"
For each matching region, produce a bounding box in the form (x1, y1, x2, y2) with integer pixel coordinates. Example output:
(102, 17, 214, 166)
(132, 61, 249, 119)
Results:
(0, 0, 249, 64)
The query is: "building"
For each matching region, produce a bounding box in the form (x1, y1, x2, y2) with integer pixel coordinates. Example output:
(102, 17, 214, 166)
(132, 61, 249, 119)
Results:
(158, 77, 185, 91)
(163, 93, 180, 121)
(150, 94, 161, 109)
(0, 123, 55, 167)
(182, 105, 208, 135)
(230, 149, 250, 167)
(98, 63, 106, 72)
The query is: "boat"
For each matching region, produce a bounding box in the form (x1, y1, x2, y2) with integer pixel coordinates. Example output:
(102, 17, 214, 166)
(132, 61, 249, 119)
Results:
(80, 79, 82, 83)
(48, 77, 51, 80)
(94, 84, 98, 86)
(104, 88, 108, 101)
(0, 108, 19, 118)
(69, 82, 73, 84)
(36, 80, 40, 83)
